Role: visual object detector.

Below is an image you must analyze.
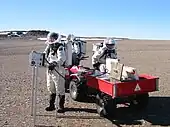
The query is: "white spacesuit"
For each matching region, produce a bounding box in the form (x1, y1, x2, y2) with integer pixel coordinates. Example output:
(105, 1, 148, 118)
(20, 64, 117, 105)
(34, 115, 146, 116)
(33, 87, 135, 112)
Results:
(67, 34, 81, 65)
(92, 38, 118, 73)
(64, 34, 73, 67)
(43, 32, 66, 113)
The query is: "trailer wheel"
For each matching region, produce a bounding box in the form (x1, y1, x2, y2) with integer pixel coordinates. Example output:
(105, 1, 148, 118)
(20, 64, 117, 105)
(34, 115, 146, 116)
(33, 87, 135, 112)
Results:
(69, 79, 86, 101)
(96, 93, 116, 117)
(130, 93, 149, 110)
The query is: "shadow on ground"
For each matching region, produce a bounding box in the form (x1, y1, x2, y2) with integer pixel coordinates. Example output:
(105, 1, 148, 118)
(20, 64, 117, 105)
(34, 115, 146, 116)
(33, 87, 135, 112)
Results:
(37, 107, 100, 119)
(64, 107, 97, 113)
(35, 125, 67, 127)
(36, 96, 170, 127)
(106, 96, 170, 126)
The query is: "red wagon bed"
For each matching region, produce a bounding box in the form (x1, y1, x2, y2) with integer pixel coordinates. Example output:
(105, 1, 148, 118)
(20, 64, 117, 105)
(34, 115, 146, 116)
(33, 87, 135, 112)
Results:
(86, 74, 159, 98)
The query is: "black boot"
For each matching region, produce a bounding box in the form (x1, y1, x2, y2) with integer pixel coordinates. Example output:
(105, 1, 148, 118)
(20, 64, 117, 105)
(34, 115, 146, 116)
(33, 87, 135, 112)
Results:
(57, 95, 65, 113)
(45, 93, 56, 111)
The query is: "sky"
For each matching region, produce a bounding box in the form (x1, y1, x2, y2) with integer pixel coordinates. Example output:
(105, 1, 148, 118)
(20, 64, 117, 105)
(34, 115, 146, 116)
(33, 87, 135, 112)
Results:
(0, 0, 170, 40)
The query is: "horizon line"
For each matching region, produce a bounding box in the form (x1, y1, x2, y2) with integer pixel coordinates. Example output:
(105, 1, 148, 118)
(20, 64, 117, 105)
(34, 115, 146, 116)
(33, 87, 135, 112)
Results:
(0, 29, 170, 41)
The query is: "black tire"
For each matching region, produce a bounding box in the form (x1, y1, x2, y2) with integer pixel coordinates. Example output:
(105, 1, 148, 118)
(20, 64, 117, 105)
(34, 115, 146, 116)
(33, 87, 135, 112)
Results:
(69, 79, 86, 101)
(130, 93, 149, 110)
(96, 93, 116, 117)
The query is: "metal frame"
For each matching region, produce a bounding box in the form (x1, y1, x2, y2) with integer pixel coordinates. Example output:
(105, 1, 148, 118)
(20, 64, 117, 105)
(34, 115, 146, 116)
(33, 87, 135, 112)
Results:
(30, 64, 61, 126)
(29, 50, 67, 126)
(31, 65, 38, 127)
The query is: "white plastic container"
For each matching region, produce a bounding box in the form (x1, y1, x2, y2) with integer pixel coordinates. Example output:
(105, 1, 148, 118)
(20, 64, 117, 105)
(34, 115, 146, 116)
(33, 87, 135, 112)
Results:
(106, 58, 139, 81)
(106, 58, 119, 74)
(122, 66, 139, 80)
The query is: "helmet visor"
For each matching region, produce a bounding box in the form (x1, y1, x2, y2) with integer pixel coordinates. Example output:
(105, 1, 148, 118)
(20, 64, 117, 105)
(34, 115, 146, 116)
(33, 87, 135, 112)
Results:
(106, 44, 115, 49)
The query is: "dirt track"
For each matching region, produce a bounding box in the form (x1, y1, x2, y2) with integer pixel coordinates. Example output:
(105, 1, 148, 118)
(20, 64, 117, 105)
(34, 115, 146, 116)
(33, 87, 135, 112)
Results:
(0, 39, 170, 127)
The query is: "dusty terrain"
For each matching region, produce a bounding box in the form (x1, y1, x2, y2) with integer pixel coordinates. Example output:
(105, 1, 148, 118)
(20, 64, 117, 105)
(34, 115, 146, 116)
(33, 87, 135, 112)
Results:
(0, 39, 170, 127)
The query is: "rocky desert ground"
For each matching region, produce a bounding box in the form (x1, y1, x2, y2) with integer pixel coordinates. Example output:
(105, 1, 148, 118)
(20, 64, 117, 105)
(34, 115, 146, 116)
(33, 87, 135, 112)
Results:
(0, 38, 170, 127)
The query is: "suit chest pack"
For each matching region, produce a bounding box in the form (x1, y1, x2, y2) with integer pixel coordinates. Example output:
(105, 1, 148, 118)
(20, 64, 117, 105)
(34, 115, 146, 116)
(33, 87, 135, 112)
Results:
(49, 43, 63, 55)
(46, 43, 66, 66)
(100, 49, 116, 59)
(48, 42, 72, 67)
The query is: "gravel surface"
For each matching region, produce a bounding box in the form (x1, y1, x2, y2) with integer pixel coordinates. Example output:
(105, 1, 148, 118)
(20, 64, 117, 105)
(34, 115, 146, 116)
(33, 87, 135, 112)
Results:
(0, 39, 170, 127)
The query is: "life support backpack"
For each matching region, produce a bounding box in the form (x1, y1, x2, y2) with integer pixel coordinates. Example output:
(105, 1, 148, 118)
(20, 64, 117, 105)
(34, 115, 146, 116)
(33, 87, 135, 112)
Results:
(72, 39, 87, 57)
(92, 42, 104, 54)
(62, 40, 72, 66)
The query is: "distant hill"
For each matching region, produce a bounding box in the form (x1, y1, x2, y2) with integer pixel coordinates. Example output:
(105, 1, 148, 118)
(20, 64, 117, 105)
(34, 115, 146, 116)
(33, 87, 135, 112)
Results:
(0, 30, 129, 40)
(0, 30, 49, 40)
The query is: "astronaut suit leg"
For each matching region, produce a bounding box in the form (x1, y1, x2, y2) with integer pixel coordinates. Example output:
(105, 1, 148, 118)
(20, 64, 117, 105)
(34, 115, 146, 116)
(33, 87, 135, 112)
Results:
(92, 38, 118, 73)
(44, 41, 66, 113)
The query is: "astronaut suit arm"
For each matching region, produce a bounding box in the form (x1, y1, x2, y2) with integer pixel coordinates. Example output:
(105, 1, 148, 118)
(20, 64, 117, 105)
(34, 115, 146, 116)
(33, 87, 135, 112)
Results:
(114, 47, 120, 61)
(43, 44, 50, 57)
(55, 45, 66, 66)
(92, 47, 106, 66)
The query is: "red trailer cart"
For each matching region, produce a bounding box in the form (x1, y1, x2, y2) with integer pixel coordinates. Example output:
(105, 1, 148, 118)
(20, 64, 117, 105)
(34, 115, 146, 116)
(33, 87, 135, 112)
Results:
(65, 65, 159, 117)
